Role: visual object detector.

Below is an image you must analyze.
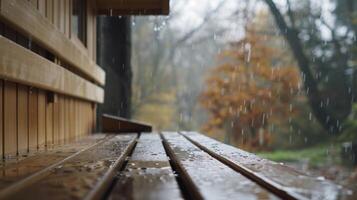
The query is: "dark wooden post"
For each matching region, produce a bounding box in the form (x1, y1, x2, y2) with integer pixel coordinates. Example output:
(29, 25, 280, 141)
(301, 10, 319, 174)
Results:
(96, 16, 132, 131)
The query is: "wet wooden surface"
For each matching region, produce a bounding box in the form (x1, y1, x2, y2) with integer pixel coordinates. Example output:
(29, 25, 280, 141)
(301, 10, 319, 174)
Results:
(3, 134, 137, 200)
(109, 133, 182, 200)
(0, 131, 348, 200)
(102, 114, 152, 133)
(181, 131, 343, 200)
(0, 134, 108, 197)
(161, 132, 279, 200)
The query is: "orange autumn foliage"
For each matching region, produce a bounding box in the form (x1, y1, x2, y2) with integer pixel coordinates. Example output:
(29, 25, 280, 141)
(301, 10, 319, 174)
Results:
(200, 29, 301, 150)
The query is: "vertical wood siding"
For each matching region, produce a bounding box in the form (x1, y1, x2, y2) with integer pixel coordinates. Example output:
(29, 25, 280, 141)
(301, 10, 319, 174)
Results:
(0, 0, 98, 157)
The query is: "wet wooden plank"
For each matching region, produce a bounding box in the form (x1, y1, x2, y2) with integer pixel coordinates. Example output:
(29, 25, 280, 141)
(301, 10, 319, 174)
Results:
(102, 114, 152, 133)
(3, 134, 137, 200)
(0, 134, 108, 198)
(110, 133, 182, 200)
(181, 131, 341, 200)
(161, 132, 278, 200)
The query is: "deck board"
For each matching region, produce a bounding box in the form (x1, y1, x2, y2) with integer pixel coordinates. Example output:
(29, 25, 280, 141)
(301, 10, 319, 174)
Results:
(181, 131, 341, 200)
(0, 134, 108, 198)
(161, 132, 279, 200)
(2, 134, 136, 199)
(2, 134, 137, 200)
(109, 133, 182, 200)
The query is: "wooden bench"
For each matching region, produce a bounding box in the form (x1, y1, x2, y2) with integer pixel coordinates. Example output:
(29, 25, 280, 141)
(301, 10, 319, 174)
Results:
(0, 115, 350, 200)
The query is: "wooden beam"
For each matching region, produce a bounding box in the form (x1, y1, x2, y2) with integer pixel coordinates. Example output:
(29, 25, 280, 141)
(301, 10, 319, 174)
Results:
(96, 0, 169, 15)
(0, 37, 104, 103)
(0, 0, 105, 86)
(102, 114, 152, 133)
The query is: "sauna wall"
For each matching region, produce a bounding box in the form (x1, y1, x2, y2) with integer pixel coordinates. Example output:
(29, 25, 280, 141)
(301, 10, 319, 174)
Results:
(0, 0, 102, 157)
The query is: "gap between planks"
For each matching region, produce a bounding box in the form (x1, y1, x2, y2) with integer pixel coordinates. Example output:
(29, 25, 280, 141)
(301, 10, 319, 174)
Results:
(160, 132, 203, 200)
(179, 132, 304, 200)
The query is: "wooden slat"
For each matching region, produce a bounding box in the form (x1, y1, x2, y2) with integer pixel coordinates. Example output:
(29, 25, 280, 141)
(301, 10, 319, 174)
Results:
(4, 81, 17, 157)
(102, 114, 152, 133)
(0, 0, 106, 86)
(37, 90, 46, 148)
(45, 98, 53, 146)
(161, 132, 278, 200)
(0, 80, 3, 158)
(17, 84, 29, 154)
(110, 133, 182, 200)
(45, 0, 53, 23)
(37, 0, 46, 16)
(28, 88, 38, 150)
(2, 134, 137, 200)
(96, 0, 169, 15)
(0, 134, 108, 198)
(0, 37, 104, 103)
(181, 132, 341, 200)
(53, 98, 59, 144)
(58, 95, 64, 143)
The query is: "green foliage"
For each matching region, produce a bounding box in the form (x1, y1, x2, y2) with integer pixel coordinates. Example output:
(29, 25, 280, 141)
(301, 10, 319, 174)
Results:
(339, 104, 357, 142)
(258, 144, 341, 167)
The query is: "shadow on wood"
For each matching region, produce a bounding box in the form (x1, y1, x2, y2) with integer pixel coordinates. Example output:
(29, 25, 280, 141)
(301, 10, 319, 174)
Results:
(102, 114, 152, 133)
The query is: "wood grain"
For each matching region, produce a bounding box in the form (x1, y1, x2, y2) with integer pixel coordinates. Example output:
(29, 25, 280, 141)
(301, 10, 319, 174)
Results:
(37, 90, 46, 148)
(4, 81, 17, 156)
(28, 87, 38, 150)
(0, 80, 3, 158)
(0, 0, 105, 85)
(161, 132, 278, 200)
(181, 131, 341, 200)
(1, 134, 136, 200)
(0, 37, 104, 103)
(96, 0, 169, 15)
(110, 133, 182, 200)
(17, 84, 29, 154)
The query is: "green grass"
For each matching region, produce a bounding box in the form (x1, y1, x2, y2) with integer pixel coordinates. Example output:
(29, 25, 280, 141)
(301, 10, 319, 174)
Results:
(257, 144, 341, 167)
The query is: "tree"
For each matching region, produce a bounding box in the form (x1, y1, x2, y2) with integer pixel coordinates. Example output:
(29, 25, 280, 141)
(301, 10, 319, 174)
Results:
(200, 28, 300, 150)
(264, 0, 356, 134)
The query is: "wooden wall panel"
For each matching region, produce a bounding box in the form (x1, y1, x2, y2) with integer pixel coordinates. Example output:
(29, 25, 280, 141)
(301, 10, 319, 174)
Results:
(28, 0, 38, 8)
(45, 96, 53, 146)
(38, 90, 46, 148)
(52, 0, 60, 30)
(59, 95, 65, 143)
(4, 81, 17, 156)
(0, 37, 104, 103)
(29, 88, 38, 150)
(38, 0, 46, 16)
(53, 96, 59, 144)
(0, 0, 98, 157)
(17, 85, 28, 154)
(45, 0, 53, 23)
(0, 0, 106, 86)
(0, 81, 3, 158)
(64, 0, 70, 38)
(64, 97, 68, 142)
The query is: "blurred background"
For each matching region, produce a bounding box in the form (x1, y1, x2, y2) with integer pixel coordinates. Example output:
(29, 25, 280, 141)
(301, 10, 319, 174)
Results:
(130, 0, 356, 191)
